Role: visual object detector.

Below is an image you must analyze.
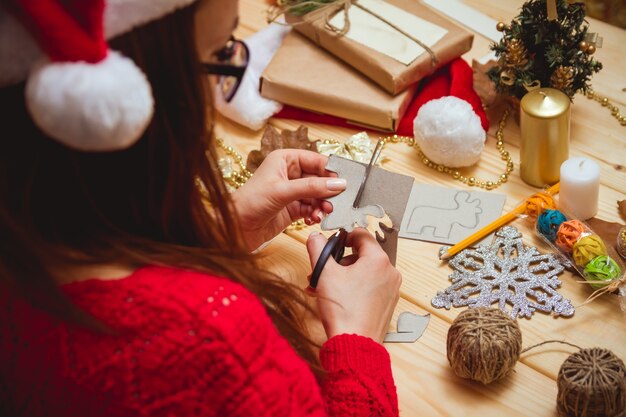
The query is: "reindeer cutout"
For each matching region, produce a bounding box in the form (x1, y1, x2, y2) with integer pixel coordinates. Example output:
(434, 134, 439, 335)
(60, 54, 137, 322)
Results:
(321, 155, 414, 265)
(406, 191, 483, 239)
(320, 156, 385, 232)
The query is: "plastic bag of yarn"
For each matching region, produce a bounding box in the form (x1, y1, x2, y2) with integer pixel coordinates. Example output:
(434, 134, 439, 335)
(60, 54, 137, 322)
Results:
(533, 208, 626, 296)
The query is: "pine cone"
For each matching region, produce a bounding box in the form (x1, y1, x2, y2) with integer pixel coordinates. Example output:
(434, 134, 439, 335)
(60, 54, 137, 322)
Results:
(504, 38, 529, 69)
(550, 66, 574, 91)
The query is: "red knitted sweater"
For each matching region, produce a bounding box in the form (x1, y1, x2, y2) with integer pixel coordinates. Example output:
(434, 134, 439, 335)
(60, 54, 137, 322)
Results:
(0, 266, 398, 416)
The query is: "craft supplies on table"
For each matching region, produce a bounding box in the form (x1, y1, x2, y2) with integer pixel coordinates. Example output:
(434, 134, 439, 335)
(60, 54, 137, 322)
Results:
(439, 183, 560, 260)
(534, 208, 625, 292)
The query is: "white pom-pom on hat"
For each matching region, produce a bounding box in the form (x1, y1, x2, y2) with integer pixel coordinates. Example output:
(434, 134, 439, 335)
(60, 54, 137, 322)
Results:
(409, 59, 489, 169)
(26, 52, 154, 152)
(413, 96, 486, 168)
(0, 0, 200, 152)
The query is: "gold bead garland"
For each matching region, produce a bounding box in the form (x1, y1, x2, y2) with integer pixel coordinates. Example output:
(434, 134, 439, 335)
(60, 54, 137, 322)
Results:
(585, 89, 626, 126)
(216, 138, 252, 189)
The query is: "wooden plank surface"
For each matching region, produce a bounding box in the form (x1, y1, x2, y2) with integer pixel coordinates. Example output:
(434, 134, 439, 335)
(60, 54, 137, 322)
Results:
(223, 1, 626, 415)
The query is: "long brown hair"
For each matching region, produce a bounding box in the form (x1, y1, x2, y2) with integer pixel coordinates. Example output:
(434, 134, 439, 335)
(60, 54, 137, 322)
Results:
(0, 4, 319, 368)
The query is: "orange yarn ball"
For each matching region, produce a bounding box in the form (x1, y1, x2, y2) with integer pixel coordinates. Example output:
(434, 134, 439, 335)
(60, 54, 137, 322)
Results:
(525, 193, 557, 219)
(556, 220, 587, 253)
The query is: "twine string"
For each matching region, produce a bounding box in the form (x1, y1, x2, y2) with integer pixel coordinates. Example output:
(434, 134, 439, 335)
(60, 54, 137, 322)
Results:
(521, 339, 582, 355)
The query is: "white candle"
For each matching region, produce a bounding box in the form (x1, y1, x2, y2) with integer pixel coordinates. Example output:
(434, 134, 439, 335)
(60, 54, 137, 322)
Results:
(559, 157, 600, 220)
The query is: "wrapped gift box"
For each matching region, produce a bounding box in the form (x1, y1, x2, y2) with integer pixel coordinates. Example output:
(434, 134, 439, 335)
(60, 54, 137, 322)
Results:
(286, 0, 473, 95)
(260, 31, 417, 132)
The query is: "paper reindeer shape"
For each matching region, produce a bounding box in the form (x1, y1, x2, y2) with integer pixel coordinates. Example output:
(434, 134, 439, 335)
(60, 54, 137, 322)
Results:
(321, 155, 414, 265)
(406, 191, 482, 239)
(399, 184, 506, 246)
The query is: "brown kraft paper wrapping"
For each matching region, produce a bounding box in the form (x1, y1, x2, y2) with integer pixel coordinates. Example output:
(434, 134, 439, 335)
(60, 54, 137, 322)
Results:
(286, 0, 473, 95)
(260, 32, 417, 132)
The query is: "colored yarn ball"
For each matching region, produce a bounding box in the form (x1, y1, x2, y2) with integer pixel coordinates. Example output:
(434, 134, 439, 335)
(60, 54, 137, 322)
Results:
(537, 209, 567, 242)
(556, 220, 587, 253)
(572, 235, 607, 266)
(446, 307, 522, 384)
(557, 348, 626, 417)
(525, 193, 557, 219)
(583, 256, 622, 290)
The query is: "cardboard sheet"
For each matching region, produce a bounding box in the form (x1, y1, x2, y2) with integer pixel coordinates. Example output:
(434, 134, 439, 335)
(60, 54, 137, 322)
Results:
(399, 184, 506, 246)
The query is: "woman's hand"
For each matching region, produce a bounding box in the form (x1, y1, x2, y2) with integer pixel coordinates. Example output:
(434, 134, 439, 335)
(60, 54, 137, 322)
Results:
(232, 149, 346, 252)
(306, 229, 402, 344)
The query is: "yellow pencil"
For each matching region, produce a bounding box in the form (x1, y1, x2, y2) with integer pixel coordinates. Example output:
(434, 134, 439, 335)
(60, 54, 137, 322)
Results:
(439, 182, 561, 260)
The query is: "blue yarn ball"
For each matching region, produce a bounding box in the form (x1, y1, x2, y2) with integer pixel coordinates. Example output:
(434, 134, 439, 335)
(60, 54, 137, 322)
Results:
(537, 209, 567, 242)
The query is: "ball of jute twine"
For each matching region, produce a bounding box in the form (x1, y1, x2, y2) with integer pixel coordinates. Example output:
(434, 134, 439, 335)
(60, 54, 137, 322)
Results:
(557, 347, 626, 417)
(446, 307, 522, 384)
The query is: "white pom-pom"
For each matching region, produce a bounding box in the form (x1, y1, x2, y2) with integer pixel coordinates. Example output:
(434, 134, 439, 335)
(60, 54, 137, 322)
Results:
(413, 96, 486, 168)
(26, 51, 154, 152)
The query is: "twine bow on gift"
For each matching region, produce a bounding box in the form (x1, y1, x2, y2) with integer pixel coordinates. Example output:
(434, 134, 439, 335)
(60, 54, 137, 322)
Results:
(268, 0, 439, 68)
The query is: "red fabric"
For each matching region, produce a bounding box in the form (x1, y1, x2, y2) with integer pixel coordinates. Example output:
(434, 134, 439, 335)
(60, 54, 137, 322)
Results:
(274, 58, 489, 136)
(11, 0, 107, 63)
(0, 266, 398, 417)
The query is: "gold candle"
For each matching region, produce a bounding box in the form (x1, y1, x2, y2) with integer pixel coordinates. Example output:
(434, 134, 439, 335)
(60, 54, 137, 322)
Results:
(520, 88, 570, 187)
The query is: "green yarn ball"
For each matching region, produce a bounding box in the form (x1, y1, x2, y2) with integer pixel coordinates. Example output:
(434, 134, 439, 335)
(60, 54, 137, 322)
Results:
(583, 256, 622, 290)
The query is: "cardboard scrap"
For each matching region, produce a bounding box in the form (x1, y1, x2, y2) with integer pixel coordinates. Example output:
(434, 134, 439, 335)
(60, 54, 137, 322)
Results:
(384, 312, 430, 343)
(399, 184, 506, 246)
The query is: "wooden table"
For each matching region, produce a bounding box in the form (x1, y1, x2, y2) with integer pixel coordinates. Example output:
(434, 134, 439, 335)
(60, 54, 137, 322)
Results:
(220, 1, 626, 415)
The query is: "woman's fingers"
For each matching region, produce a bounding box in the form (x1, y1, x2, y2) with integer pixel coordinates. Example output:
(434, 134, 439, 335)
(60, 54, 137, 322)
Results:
(274, 177, 346, 207)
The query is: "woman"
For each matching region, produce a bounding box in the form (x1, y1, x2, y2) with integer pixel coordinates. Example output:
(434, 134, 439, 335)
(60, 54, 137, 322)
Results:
(0, 0, 401, 416)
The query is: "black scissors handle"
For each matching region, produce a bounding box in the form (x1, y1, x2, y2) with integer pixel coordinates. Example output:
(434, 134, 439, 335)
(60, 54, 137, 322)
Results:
(309, 229, 348, 289)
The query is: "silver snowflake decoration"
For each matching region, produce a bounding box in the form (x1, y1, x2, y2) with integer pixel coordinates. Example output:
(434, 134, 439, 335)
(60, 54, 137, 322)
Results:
(432, 226, 574, 319)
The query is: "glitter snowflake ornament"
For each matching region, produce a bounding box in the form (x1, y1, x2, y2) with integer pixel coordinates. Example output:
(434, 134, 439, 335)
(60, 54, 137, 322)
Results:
(433, 226, 574, 319)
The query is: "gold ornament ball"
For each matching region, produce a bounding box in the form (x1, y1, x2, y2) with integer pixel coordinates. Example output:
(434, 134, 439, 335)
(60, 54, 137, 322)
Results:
(496, 22, 506, 32)
(586, 44, 596, 55)
(578, 41, 588, 51)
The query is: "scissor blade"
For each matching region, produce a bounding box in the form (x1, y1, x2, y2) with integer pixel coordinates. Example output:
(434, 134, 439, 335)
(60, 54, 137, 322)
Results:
(352, 139, 384, 209)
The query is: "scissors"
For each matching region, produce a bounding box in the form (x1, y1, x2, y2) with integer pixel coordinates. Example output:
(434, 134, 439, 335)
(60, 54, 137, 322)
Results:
(309, 139, 384, 289)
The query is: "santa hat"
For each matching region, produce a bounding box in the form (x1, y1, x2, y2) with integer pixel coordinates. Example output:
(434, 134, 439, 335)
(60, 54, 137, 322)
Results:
(0, 0, 196, 151)
(402, 58, 489, 168)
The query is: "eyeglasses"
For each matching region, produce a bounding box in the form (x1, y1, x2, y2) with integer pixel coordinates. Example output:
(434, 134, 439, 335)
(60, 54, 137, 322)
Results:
(204, 37, 249, 103)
